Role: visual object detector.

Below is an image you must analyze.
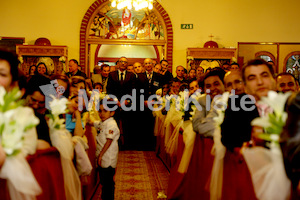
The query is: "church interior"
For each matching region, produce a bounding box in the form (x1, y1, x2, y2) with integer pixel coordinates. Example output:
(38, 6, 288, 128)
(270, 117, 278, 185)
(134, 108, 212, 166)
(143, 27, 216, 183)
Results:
(1, 0, 300, 199)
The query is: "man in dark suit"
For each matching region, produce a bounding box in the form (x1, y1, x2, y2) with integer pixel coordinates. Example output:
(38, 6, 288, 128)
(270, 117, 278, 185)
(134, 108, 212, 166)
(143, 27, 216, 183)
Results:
(66, 59, 87, 78)
(106, 57, 136, 150)
(160, 59, 173, 85)
(92, 64, 110, 93)
(134, 58, 162, 150)
(174, 65, 187, 83)
(144, 58, 163, 97)
(107, 57, 136, 101)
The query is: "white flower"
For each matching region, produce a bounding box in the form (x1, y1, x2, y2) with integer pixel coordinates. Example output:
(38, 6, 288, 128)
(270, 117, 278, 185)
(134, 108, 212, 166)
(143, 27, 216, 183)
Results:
(0, 87, 40, 156)
(177, 90, 189, 112)
(12, 107, 39, 129)
(251, 91, 291, 144)
(251, 116, 272, 128)
(0, 107, 39, 155)
(270, 134, 279, 141)
(48, 117, 66, 130)
(260, 91, 291, 117)
(0, 86, 5, 105)
(213, 92, 230, 126)
(59, 56, 66, 62)
(1, 119, 23, 155)
(18, 56, 23, 64)
(49, 95, 68, 116)
(47, 95, 69, 130)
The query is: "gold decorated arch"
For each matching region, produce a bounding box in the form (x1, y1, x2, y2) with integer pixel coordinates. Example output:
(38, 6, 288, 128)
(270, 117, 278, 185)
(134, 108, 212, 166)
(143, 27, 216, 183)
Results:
(79, 0, 173, 75)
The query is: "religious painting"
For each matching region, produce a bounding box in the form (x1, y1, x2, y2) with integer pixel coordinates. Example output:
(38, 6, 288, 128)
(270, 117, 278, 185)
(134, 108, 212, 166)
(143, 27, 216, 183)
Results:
(89, 4, 164, 40)
(286, 54, 300, 82)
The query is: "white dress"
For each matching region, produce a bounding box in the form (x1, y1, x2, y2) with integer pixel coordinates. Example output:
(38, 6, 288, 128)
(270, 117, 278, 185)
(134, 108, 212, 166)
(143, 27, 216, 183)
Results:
(243, 144, 291, 200)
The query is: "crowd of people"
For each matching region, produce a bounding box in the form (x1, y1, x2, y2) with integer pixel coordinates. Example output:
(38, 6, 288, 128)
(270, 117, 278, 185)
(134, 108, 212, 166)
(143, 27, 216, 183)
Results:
(160, 59, 300, 200)
(0, 48, 300, 200)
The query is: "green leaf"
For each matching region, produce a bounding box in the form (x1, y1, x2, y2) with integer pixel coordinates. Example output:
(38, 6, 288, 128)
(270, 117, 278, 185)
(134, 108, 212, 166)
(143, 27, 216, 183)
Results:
(0, 124, 5, 136)
(258, 133, 272, 141)
(8, 149, 21, 157)
(24, 124, 37, 132)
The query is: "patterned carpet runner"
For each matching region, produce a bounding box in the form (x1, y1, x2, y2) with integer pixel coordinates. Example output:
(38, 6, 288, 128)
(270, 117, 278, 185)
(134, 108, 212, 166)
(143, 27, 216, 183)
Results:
(93, 151, 169, 200)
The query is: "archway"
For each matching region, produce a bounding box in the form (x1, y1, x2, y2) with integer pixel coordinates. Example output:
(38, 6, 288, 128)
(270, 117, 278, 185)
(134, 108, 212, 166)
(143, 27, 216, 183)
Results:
(79, 0, 173, 76)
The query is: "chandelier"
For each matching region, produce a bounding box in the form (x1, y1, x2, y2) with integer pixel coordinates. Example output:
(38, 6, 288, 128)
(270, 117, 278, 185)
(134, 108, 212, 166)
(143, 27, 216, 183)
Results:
(111, 0, 154, 10)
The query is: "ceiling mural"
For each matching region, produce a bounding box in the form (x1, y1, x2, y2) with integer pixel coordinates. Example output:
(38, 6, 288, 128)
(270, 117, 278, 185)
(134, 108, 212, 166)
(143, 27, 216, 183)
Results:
(89, 4, 164, 40)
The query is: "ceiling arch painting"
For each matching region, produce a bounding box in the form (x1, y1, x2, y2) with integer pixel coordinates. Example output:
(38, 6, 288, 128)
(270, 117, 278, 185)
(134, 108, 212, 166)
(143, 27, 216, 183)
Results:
(89, 6, 165, 40)
(80, 0, 173, 74)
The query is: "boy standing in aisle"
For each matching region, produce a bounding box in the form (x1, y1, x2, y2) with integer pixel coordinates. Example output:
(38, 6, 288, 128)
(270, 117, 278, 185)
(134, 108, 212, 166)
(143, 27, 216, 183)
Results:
(93, 100, 120, 200)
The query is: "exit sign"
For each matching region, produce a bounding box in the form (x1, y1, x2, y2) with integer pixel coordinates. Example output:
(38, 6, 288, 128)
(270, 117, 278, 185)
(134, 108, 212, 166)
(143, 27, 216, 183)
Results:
(181, 24, 193, 29)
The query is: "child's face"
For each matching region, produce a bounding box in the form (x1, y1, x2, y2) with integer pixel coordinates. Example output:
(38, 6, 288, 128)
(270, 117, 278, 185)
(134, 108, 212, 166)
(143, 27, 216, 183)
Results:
(68, 96, 80, 113)
(162, 87, 169, 96)
(99, 104, 114, 121)
(95, 84, 103, 92)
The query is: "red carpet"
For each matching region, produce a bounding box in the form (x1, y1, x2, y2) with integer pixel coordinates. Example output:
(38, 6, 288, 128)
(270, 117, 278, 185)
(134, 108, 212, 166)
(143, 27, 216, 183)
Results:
(93, 151, 169, 200)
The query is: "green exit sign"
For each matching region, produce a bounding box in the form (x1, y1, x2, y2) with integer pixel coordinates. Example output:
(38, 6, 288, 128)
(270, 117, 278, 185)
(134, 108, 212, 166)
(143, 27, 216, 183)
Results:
(181, 24, 193, 29)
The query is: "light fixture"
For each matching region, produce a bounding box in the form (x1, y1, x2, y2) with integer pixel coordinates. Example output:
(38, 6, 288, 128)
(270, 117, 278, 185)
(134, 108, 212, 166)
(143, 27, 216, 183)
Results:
(111, 0, 154, 10)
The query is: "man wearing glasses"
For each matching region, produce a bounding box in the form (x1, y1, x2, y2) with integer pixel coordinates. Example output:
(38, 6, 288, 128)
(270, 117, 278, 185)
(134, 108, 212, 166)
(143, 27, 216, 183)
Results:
(107, 57, 136, 101)
(106, 57, 136, 150)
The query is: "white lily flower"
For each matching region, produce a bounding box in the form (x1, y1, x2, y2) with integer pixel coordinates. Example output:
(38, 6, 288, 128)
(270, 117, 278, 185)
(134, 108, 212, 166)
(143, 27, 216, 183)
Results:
(47, 95, 70, 130)
(0, 87, 40, 156)
(270, 134, 279, 142)
(0, 86, 5, 106)
(49, 95, 68, 116)
(1, 126, 23, 155)
(1, 111, 24, 155)
(252, 90, 291, 144)
(9, 107, 39, 129)
(260, 91, 291, 117)
(251, 116, 272, 128)
(59, 56, 66, 62)
(213, 92, 230, 126)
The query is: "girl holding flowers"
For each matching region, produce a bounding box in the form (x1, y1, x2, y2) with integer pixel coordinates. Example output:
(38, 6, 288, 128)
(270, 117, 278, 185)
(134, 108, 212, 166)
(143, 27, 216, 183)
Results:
(0, 50, 41, 199)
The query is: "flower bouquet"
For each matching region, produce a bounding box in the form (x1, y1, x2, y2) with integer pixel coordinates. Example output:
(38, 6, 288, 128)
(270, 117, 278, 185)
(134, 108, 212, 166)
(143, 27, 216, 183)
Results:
(251, 91, 291, 145)
(243, 91, 292, 200)
(177, 89, 202, 121)
(58, 56, 67, 73)
(170, 90, 201, 173)
(0, 86, 41, 200)
(47, 95, 82, 200)
(58, 56, 66, 63)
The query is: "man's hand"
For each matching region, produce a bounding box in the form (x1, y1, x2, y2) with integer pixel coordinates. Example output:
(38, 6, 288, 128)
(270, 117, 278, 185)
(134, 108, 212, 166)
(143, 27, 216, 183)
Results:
(233, 147, 244, 163)
(251, 126, 266, 147)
